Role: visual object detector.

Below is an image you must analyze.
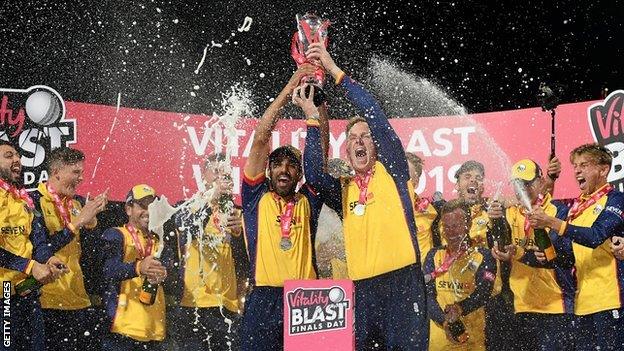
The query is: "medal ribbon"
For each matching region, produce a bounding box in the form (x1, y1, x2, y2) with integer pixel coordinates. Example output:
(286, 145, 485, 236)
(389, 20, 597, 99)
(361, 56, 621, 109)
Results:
(0, 179, 34, 210)
(279, 198, 297, 240)
(429, 246, 467, 280)
(126, 224, 153, 260)
(523, 193, 545, 241)
(354, 170, 373, 206)
(414, 194, 431, 213)
(47, 183, 74, 228)
(567, 184, 613, 222)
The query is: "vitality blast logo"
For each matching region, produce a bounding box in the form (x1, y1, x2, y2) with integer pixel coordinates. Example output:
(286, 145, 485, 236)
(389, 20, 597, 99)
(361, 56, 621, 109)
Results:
(0, 86, 76, 190)
(286, 286, 350, 335)
(588, 90, 624, 191)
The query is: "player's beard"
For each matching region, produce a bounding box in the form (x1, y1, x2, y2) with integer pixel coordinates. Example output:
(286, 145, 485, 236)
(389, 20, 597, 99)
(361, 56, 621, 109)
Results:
(0, 167, 21, 187)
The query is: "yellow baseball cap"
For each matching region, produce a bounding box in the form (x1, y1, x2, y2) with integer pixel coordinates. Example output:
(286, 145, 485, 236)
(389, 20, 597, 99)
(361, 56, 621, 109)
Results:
(511, 159, 542, 182)
(125, 184, 156, 203)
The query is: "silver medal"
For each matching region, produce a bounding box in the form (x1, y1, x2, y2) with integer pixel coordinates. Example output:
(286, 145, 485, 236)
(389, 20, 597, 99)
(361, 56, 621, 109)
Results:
(353, 203, 366, 216)
(280, 237, 293, 251)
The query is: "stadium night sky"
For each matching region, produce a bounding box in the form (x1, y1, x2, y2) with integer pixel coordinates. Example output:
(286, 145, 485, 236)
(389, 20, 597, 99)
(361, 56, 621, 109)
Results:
(0, 0, 621, 116)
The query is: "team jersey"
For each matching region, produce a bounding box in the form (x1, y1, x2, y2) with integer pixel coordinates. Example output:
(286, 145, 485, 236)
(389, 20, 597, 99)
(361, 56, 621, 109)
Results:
(241, 172, 322, 287)
(440, 202, 502, 295)
(31, 182, 90, 310)
(409, 188, 438, 265)
(425, 246, 496, 351)
(500, 194, 575, 314)
(555, 185, 624, 315)
(176, 209, 240, 312)
(304, 75, 423, 281)
(0, 187, 36, 293)
(102, 226, 166, 342)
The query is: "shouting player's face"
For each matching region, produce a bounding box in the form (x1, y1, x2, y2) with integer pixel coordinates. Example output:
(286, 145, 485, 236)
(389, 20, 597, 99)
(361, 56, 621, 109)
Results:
(455, 169, 484, 205)
(0, 144, 21, 185)
(269, 157, 301, 198)
(346, 121, 377, 176)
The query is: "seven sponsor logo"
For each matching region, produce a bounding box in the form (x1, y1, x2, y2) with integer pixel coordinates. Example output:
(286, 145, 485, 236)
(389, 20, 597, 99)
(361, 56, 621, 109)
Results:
(286, 286, 350, 335)
(587, 90, 624, 191)
(0, 86, 76, 190)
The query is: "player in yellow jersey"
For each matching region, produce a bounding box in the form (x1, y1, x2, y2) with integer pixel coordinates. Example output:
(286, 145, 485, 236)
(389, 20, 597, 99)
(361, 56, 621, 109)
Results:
(406, 152, 440, 265)
(101, 184, 168, 350)
(529, 144, 624, 350)
(169, 153, 247, 350)
(239, 64, 325, 351)
(488, 159, 575, 350)
(301, 43, 428, 350)
(0, 140, 63, 351)
(29, 147, 107, 350)
(425, 199, 496, 351)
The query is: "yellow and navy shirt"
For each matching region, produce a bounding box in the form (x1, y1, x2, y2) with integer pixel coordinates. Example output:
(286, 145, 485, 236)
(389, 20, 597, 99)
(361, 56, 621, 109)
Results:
(439, 202, 501, 295)
(241, 172, 321, 287)
(0, 187, 37, 293)
(304, 76, 425, 281)
(424, 246, 495, 351)
(173, 206, 241, 312)
(102, 226, 166, 342)
(410, 189, 438, 265)
(31, 182, 90, 310)
(495, 194, 575, 314)
(555, 186, 624, 315)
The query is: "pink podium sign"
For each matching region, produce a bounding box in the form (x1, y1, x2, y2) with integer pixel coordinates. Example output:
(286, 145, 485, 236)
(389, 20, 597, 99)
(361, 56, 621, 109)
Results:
(284, 279, 355, 351)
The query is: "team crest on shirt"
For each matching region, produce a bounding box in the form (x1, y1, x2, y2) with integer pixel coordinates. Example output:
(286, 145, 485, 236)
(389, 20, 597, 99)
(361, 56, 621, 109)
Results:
(593, 204, 604, 216)
(476, 218, 487, 226)
(71, 208, 80, 216)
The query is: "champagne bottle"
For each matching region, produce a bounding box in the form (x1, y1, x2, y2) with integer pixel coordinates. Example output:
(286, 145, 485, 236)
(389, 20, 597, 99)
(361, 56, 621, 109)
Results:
(491, 217, 511, 248)
(218, 192, 234, 214)
(447, 320, 469, 343)
(15, 276, 41, 297)
(139, 277, 158, 305)
(534, 228, 557, 261)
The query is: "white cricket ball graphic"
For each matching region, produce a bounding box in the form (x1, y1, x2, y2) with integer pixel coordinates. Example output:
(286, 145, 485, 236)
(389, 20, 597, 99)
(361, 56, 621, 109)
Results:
(328, 287, 344, 303)
(25, 90, 61, 125)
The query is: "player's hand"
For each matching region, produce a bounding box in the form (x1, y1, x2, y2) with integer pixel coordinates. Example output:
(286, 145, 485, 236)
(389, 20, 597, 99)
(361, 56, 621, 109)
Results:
(31, 261, 55, 285)
(487, 200, 504, 219)
(546, 156, 561, 180)
(491, 242, 515, 262)
(47, 256, 69, 277)
(305, 42, 341, 78)
(292, 84, 318, 117)
(611, 236, 624, 260)
(528, 206, 550, 229)
(286, 64, 317, 92)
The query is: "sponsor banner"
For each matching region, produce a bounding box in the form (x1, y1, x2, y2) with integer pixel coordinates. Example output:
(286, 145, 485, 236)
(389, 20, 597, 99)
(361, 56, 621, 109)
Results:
(284, 279, 355, 351)
(3, 85, 622, 202)
(0, 86, 75, 190)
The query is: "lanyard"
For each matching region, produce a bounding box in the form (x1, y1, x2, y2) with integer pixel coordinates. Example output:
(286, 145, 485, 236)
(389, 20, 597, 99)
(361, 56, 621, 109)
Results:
(126, 224, 153, 260)
(567, 184, 613, 221)
(0, 179, 34, 210)
(278, 197, 297, 240)
(47, 183, 74, 227)
(429, 247, 467, 280)
(414, 194, 431, 213)
(354, 169, 373, 205)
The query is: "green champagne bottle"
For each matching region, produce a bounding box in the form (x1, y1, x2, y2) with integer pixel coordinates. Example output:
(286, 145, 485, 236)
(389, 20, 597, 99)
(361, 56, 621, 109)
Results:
(491, 216, 511, 248)
(534, 228, 557, 261)
(15, 276, 41, 297)
(139, 277, 158, 305)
